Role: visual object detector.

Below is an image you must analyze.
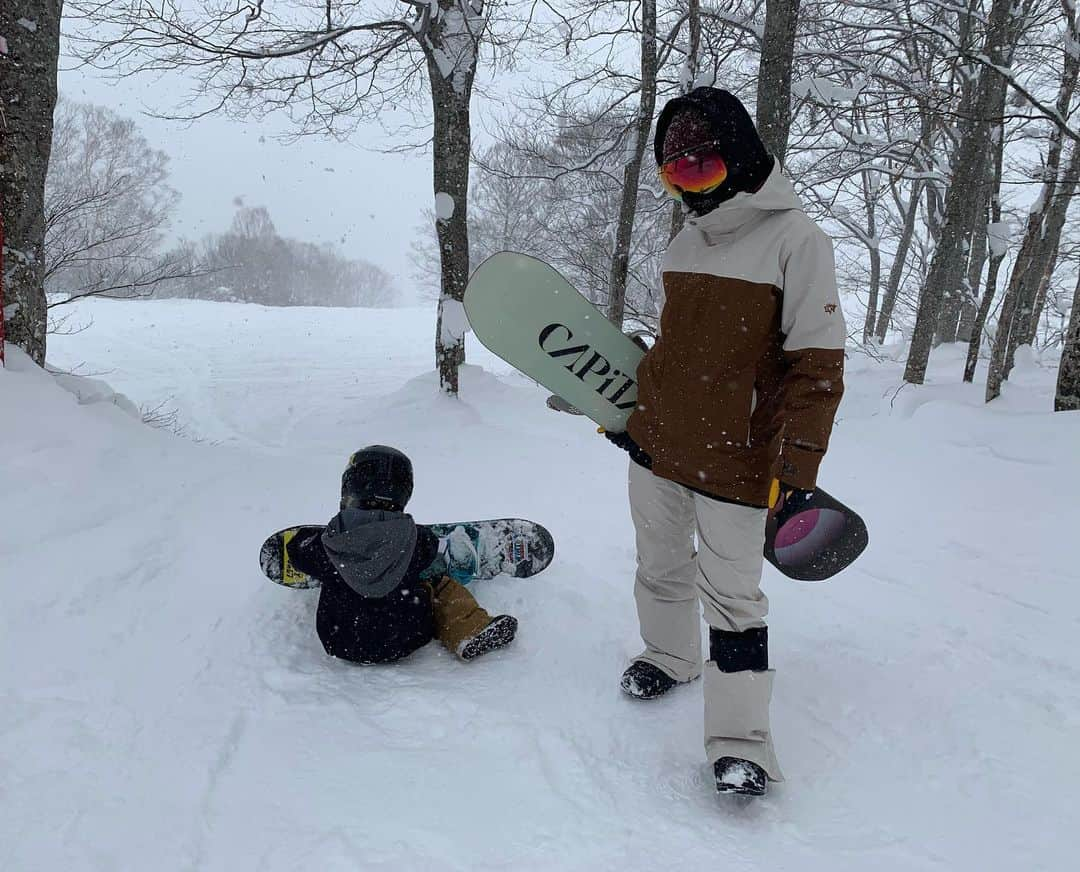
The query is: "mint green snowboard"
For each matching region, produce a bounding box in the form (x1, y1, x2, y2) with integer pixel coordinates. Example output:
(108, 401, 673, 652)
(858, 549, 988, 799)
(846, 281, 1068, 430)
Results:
(464, 252, 646, 431)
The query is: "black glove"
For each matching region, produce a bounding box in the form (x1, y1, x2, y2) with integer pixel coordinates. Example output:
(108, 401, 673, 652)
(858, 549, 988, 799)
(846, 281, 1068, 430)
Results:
(604, 429, 653, 470)
(770, 484, 815, 527)
(286, 528, 337, 579)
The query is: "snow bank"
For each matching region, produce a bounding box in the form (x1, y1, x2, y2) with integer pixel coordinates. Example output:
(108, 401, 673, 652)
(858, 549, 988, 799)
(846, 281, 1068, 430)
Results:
(47, 370, 141, 419)
(2, 300, 1078, 870)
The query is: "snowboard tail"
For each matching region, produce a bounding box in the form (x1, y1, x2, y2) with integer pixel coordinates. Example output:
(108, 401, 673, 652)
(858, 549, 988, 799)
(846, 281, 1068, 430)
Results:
(260, 527, 321, 590)
(464, 253, 646, 432)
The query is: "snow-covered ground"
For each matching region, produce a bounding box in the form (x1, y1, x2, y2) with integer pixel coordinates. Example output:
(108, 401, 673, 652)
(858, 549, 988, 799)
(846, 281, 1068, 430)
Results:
(3, 299, 1078, 871)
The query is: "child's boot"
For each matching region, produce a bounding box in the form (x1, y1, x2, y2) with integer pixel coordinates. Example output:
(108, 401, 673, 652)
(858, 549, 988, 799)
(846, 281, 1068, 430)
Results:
(429, 576, 517, 661)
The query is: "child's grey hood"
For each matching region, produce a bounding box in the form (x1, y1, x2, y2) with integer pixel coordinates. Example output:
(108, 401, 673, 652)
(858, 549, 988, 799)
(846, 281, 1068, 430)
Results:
(320, 508, 418, 598)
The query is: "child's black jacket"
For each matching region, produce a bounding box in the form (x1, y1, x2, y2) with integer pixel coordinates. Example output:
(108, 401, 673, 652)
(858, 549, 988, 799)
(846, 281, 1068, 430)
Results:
(286, 511, 439, 664)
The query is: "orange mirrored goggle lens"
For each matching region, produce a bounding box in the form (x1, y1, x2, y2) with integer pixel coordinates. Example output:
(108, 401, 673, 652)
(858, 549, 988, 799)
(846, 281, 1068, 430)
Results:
(657, 149, 728, 198)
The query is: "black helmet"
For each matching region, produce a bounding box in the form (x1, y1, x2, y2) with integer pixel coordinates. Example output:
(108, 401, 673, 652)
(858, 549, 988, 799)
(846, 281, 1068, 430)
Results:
(341, 445, 414, 512)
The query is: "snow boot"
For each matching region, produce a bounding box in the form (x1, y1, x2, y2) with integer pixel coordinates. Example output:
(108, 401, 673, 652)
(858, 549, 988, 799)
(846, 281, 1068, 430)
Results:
(620, 661, 685, 700)
(430, 575, 517, 661)
(713, 757, 768, 796)
(458, 614, 519, 662)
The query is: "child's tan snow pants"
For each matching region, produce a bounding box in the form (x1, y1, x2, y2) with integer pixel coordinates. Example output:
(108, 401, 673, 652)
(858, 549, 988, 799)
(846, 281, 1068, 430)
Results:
(427, 576, 496, 657)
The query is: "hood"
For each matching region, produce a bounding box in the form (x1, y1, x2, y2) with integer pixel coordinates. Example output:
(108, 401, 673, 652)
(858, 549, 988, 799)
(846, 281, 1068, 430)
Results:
(684, 161, 803, 241)
(320, 508, 419, 598)
(654, 87, 773, 211)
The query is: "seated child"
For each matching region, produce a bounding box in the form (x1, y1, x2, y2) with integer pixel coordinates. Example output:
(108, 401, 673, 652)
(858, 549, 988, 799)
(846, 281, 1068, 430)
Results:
(286, 445, 518, 664)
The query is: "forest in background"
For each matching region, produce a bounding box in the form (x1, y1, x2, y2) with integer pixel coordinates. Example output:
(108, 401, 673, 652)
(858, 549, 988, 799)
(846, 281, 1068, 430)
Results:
(2, 1, 1079, 407)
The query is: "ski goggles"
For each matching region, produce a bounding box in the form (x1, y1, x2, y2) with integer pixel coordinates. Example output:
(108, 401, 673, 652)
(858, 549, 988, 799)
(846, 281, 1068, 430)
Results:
(657, 143, 729, 199)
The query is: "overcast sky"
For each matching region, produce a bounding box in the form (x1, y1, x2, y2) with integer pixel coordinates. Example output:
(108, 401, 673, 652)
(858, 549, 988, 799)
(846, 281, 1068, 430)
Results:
(60, 60, 451, 303)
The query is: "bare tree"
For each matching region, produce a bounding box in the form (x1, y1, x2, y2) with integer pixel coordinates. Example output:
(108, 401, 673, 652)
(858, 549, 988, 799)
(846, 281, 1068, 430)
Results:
(44, 98, 188, 309)
(954, 191, 989, 344)
(474, 109, 670, 326)
(755, 0, 800, 166)
(772, 1, 956, 348)
(933, 0, 995, 346)
(1055, 267, 1080, 410)
(73, 0, 505, 395)
(987, 144, 1080, 398)
(874, 177, 924, 344)
(412, 142, 560, 297)
(904, 0, 1030, 385)
(607, 0, 657, 327)
(963, 138, 1008, 381)
(163, 205, 398, 306)
(984, 1, 1080, 398)
(500, 1, 770, 328)
(783, 0, 1074, 366)
(667, 0, 701, 241)
(0, 2, 63, 365)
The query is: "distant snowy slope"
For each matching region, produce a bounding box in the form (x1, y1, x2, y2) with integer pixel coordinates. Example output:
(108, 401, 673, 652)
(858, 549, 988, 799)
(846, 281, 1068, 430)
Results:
(2, 300, 1077, 871)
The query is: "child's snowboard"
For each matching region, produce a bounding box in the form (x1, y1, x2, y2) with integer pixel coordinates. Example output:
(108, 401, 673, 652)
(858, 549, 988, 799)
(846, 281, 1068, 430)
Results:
(464, 251, 868, 581)
(260, 519, 555, 590)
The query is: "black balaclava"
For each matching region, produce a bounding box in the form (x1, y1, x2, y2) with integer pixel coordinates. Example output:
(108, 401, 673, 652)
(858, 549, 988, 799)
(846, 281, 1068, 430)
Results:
(655, 87, 774, 216)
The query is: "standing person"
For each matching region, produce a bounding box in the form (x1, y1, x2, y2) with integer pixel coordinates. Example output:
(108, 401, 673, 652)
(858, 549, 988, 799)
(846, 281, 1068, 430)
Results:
(607, 88, 846, 796)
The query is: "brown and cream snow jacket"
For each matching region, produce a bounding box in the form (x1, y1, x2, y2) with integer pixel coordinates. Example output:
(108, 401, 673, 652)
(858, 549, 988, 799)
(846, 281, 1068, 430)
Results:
(627, 163, 846, 508)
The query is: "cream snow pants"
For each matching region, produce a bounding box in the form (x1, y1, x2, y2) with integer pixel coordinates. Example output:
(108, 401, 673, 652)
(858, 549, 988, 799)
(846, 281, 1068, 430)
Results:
(629, 462, 782, 781)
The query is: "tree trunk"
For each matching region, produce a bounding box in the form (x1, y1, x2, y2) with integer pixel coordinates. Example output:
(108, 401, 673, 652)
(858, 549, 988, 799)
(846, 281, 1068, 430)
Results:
(1025, 238, 1060, 347)
(607, 0, 656, 327)
(985, 10, 1079, 399)
(964, 253, 1006, 383)
(860, 170, 881, 344)
(425, 5, 479, 396)
(935, 167, 987, 345)
(988, 143, 1080, 400)
(937, 296, 963, 345)
(1055, 269, 1080, 412)
(755, 0, 800, 167)
(924, 167, 944, 243)
(963, 136, 1005, 382)
(935, 0, 985, 348)
(935, 284, 963, 345)
(863, 242, 881, 345)
(1009, 186, 1071, 361)
(1002, 151, 1077, 376)
(904, 0, 1015, 385)
(875, 179, 922, 343)
(0, 1, 63, 366)
(669, 0, 700, 242)
(956, 209, 988, 344)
